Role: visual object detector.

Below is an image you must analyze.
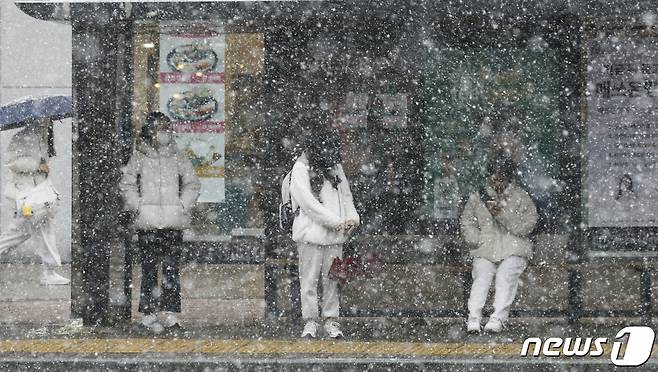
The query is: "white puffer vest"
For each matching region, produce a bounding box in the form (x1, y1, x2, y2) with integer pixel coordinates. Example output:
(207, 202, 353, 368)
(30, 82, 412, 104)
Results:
(460, 182, 538, 262)
(120, 142, 201, 230)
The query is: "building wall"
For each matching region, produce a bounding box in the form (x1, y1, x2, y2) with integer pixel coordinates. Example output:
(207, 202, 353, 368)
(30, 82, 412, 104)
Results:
(0, 3, 72, 262)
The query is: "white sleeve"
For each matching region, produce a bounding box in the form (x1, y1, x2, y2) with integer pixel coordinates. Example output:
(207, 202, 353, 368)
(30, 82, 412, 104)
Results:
(119, 152, 141, 211)
(336, 164, 360, 224)
(460, 193, 482, 246)
(289, 162, 342, 228)
(496, 187, 538, 237)
(178, 153, 201, 210)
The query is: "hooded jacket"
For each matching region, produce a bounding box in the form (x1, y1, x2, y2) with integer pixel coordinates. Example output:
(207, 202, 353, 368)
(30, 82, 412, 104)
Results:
(120, 141, 201, 230)
(460, 182, 538, 262)
(3, 126, 49, 201)
(290, 153, 360, 245)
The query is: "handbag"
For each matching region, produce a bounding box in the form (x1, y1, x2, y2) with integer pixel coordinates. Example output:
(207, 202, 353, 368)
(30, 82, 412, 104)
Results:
(15, 178, 60, 222)
(328, 252, 384, 283)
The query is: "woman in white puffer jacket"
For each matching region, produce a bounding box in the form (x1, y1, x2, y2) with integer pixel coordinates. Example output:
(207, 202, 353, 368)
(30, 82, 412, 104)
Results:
(120, 112, 200, 334)
(460, 160, 537, 334)
(290, 127, 359, 339)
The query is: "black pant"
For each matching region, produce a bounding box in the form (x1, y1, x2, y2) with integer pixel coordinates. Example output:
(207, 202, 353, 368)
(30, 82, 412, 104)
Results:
(137, 229, 182, 315)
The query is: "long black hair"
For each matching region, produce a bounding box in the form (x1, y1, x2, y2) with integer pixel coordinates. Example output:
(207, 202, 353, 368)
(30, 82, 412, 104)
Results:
(306, 127, 342, 195)
(487, 158, 517, 183)
(141, 111, 170, 147)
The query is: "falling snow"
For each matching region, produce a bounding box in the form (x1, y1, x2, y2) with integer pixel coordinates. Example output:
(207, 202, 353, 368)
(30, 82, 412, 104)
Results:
(0, 1, 656, 370)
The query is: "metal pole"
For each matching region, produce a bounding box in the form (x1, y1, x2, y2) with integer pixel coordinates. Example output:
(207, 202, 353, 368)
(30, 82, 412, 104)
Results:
(640, 259, 653, 325)
(567, 266, 583, 325)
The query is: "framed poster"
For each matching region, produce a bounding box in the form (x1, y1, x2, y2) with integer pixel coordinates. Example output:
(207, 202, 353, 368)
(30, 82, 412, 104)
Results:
(585, 36, 658, 227)
(159, 22, 226, 203)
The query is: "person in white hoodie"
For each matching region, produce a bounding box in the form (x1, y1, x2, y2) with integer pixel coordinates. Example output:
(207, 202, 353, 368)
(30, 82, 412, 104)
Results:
(120, 112, 200, 334)
(0, 120, 69, 285)
(290, 128, 360, 339)
(460, 160, 537, 334)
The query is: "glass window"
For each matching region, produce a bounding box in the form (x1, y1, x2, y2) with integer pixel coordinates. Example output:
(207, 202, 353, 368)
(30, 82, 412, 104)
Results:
(270, 24, 425, 237)
(132, 21, 264, 238)
(423, 47, 564, 233)
(420, 20, 575, 237)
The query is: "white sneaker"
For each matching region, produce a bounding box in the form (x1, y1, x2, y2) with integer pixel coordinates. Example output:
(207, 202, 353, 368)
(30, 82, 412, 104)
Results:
(40, 269, 70, 286)
(324, 320, 344, 339)
(141, 314, 164, 334)
(466, 317, 481, 333)
(483, 317, 504, 333)
(301, 320, 319, 338)
(159, 311, 180, 328)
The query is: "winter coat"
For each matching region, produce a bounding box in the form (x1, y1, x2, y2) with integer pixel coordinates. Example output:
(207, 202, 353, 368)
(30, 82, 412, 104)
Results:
(120, 141, 201, 230)
(460, 182, 538, 262)
(3, 127, 49, 201)
(290, 153, 360, 246)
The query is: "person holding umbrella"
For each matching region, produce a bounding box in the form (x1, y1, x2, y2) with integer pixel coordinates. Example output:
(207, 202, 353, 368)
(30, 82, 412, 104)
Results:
(0, 117, 69, 285)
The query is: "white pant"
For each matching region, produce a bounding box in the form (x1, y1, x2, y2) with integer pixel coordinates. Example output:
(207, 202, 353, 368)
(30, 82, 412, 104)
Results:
(297, 242, 342, 320)
(468, 256, 527, 322)
(0, 217, 61, 267)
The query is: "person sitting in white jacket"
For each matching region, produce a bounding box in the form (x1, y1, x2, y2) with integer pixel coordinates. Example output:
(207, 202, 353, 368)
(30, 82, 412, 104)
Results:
(460, 160, 538, 334)
(120, 112, 200, 334)
(290, 128, 359, 339)
(0, 120, 69, 285)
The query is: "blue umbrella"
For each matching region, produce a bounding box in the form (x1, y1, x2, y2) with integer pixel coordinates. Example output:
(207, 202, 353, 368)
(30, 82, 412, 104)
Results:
(0, 95, 72, 131)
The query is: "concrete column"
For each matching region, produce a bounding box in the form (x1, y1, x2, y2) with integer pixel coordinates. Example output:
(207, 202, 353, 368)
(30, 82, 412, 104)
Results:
(71, 3, 125, 326)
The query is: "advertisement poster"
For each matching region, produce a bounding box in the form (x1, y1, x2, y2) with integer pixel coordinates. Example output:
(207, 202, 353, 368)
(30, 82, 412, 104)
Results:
(586, 36, 658, 227)
(159, 23, 226, 202)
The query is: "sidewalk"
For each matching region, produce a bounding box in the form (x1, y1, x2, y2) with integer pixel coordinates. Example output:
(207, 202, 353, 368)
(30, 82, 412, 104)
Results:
(0, 263, 265, 324)
(0, 263, 70, 323)
(0, 263, 655, 370)
(0, 317, 654, 371)
(0, 316, 643, 342)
